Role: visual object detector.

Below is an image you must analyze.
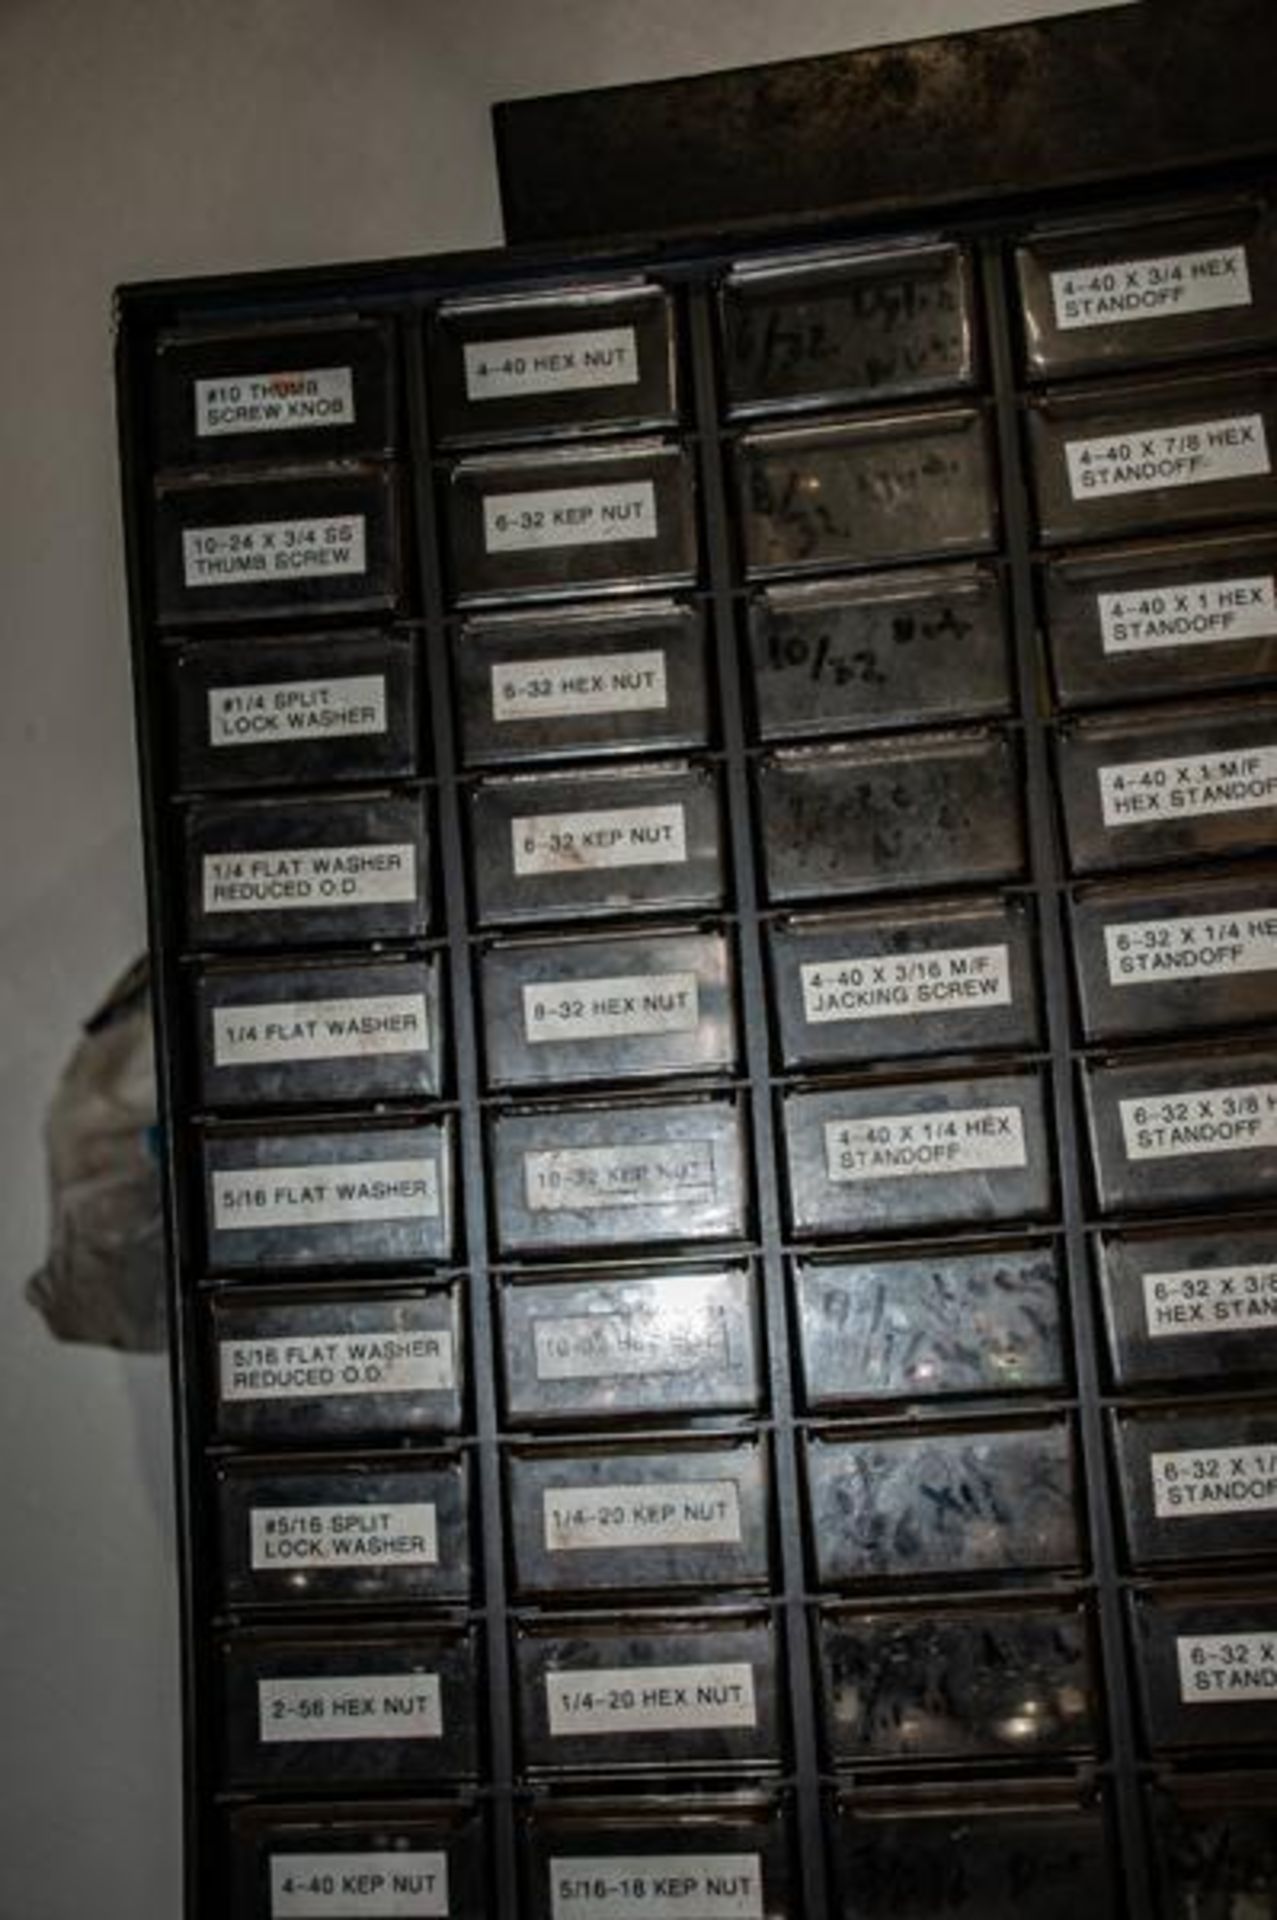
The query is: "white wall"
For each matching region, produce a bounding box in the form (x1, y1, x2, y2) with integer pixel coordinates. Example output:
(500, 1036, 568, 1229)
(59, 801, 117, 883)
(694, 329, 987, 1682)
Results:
(0, 3, 1130, 1911)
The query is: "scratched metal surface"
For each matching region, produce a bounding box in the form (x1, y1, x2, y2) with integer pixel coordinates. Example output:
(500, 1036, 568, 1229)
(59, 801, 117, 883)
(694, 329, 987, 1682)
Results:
(496, 0, 1277, 246)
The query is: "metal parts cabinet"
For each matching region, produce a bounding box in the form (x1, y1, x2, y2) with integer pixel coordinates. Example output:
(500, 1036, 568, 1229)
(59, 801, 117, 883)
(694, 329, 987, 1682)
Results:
(119, 134, 1277, 1920)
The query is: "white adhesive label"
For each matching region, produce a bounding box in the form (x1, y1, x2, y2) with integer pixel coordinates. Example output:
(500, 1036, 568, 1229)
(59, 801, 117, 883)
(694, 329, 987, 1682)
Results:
(800, 944, 1011, 1025)
(1098, 576, 1277, 653)
(196, 366, 355, 438)
(182, 515, 366, 586)
(525, 1141, 718, 1213)
(271, 1850, 448, 1919)
(259, 1674, 442, 1744)
(1098, 745, 1277, 828)
(251, 1503, 438, 1571)
(543, 1480, 743, 1553)
(202, 843, 417, 914)
(1065, 414, 1270, 501)
(1051, 245, 1252, 330)
(1119, 1082, 1277, 1161)
(523, 972, 700, 1045)
(220, 1330, 455, 1403)
(1178, 1633, 1277, 1704)
(1104, 910, 1277, 987)
(549, 1854, 763, 1920)
(824, 1106, 1028, 1182)
(213, 994, 429, 1068)
(1151, 1445, 1277, 1519)
(464, 326, 639, 400)
(209, 673, 387, 747)
(1145, 1264, 1277, 1339)
(484, 481, 657, 554)
(546, 1663, 756, 1738)
(212, 1158, 440, 1231)
(492, 648, 668, 722)
(533, 1291, 726, 1384)
(512, 804, 686, 877)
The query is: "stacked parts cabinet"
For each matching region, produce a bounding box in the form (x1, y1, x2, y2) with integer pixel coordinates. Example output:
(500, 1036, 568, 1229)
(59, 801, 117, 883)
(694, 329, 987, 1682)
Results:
(118, 123, 1277, 1920)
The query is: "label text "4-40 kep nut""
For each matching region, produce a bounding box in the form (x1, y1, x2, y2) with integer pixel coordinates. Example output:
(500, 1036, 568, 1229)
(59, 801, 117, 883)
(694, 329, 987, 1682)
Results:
(272, 1849, 448, 1920)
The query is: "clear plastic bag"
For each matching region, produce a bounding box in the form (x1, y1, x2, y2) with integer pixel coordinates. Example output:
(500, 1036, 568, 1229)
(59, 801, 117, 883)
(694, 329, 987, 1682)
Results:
(26, 957, 167, 1352)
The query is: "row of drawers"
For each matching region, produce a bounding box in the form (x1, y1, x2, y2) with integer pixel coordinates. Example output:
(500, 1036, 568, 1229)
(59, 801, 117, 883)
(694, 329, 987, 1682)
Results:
(163, 538, 1277, 790)
(179, 886, 1277, 1104)
(211, 1584, 1277, 1785)
(151, 202, 1277, 475)
(150, 375, 1277, 623)
(177, 712, 1277, 951)
(222, 1781, 1258, 1920)
(1035, 210, 1277, 1917)
(207, 1418, 1277, 1595)
(147, 207, 1277, 1920)
(135, 186, 1277, 1920)
(193, 1049, 1277, 1266)
(205, 1238, 1277, 1436)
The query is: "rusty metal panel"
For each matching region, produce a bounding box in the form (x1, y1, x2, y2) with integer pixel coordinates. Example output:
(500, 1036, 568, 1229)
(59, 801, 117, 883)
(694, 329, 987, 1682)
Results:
(496, 1, 1277, 246)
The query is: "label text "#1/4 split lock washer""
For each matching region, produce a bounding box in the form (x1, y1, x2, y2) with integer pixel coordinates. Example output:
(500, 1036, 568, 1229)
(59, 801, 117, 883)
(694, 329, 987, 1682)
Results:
(209, 674, 387, 745)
